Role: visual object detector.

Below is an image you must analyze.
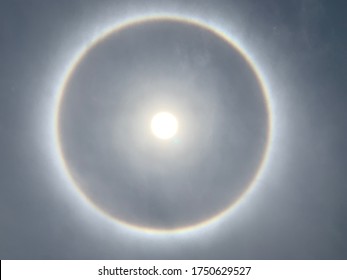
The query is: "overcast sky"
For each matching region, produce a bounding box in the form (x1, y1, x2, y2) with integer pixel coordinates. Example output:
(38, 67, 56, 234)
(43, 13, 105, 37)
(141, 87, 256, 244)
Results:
(0, 0, 346, 259)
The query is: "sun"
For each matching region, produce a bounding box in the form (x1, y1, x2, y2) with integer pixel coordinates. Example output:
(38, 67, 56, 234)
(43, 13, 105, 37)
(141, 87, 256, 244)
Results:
(151, 112, 178, 140)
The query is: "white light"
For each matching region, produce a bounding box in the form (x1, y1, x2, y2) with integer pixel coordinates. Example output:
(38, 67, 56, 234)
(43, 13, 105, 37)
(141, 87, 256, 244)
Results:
(151, 112, 178, 140)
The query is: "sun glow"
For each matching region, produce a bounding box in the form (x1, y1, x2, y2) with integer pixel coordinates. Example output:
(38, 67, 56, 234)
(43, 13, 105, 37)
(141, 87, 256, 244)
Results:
(151, 112, 178, 140)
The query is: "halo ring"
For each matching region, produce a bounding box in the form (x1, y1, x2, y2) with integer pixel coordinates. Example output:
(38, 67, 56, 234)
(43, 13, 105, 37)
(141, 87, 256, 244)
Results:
(53, 14, 273, 234)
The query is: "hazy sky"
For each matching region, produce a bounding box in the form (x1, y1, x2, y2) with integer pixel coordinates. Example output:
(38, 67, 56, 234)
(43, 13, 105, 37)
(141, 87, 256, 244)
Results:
(0, 0, 346, 259)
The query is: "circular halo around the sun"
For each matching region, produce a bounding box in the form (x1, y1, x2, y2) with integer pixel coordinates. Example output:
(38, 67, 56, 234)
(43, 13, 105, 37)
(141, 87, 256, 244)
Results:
(151, 112, 178, 140)
(53, 14, 273, 235)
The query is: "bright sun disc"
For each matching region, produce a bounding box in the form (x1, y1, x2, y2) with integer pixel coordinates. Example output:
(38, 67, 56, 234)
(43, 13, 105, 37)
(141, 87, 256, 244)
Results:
(151, 112, 178, 140)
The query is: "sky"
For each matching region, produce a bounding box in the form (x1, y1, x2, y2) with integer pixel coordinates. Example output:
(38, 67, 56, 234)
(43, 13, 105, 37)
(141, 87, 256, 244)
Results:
(0, 0, 346, 259)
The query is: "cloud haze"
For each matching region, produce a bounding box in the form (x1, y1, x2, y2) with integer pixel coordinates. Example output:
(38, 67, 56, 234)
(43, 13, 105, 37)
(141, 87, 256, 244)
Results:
(0, 0, 346, 259)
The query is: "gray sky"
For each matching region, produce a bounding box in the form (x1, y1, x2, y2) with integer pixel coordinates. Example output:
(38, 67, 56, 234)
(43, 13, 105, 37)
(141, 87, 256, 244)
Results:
(0, 0, 346, 259)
